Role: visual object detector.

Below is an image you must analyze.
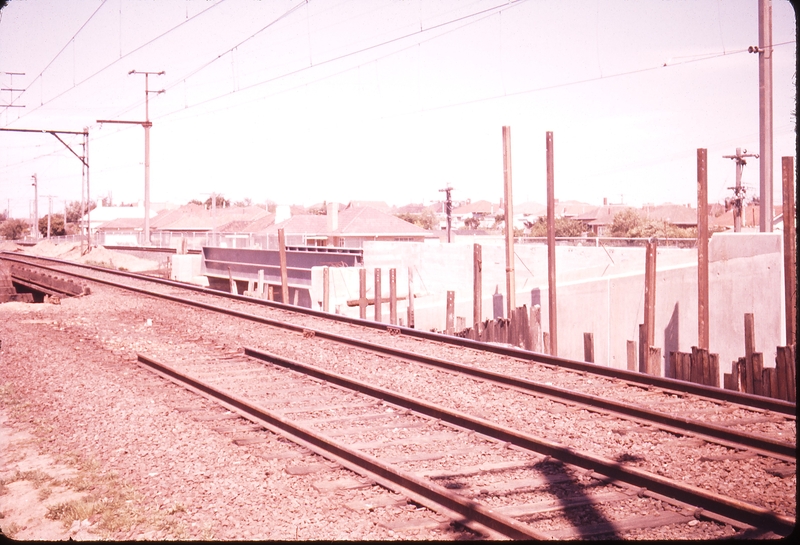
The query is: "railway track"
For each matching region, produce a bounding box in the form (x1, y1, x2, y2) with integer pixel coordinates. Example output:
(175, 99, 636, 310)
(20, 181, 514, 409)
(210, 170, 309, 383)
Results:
(2, 252, 796, 538)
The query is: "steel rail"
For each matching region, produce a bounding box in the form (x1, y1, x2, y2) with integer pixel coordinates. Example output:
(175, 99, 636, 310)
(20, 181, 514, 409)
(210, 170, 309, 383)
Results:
(2, 251, 795, 414)
(241, 346, 795, 535)
(1, 253, 795, 457)
(135, 353, 547, 540)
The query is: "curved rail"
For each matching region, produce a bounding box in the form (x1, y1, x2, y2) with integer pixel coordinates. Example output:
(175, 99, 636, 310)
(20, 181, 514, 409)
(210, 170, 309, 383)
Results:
(139, 351, 795, 536)
(2, 251, 793, 414)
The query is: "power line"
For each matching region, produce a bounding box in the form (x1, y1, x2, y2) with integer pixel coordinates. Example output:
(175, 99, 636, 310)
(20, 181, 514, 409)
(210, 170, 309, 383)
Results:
(152, 0, 530, 124)
(2, 1, 109, 112)
(4, 0, 228, 125)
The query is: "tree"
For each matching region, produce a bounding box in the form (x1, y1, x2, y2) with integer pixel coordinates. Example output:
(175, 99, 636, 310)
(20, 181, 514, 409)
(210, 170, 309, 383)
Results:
(0, 209, 7, 222)
(0, 219, 30, 240)
(463, 216, 480, 230)
(188, 199, 203, 205)
(395, 209, 437, 230)
(65, 200, 97, 224)
(609, 209, 697, 238)
(233, 197, 253, 207)
(204, 195, 230, 208)
(38, 214, 67, 237)
(527, 216, 586, 237)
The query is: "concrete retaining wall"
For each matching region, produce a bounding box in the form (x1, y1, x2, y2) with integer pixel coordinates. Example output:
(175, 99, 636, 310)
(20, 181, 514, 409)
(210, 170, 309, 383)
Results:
(308, 234, 785, 384)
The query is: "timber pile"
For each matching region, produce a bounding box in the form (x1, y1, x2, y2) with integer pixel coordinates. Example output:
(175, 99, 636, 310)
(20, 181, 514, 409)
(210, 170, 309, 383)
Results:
(455, 305, 540, 351)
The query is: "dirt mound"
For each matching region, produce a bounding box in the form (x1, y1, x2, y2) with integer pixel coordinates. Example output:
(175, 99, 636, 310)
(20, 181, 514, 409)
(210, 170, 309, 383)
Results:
(13, 241, 160, 273)
(77, 245, 160, 273)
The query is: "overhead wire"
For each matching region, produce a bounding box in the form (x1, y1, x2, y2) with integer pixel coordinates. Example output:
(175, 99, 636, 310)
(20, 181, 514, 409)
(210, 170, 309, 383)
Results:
(1, 0, 110, 112)
(152, 0, 531, 123)
(3, 0, 229, 125)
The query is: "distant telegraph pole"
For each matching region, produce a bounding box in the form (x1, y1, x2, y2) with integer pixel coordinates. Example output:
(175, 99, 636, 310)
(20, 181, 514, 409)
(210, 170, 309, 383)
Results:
(439, 186, 453, 243)
(723, 148, 758, 232)
(97, 69, 165, 245)
(750, 0, 773, 232)
(31, 174, 38, 240)
(1, 71, 26, 111)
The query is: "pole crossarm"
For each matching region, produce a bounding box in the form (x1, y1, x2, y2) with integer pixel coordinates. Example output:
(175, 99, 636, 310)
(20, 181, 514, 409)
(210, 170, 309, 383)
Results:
(0, 127, 89, 168)
(96, 119, 149, 126)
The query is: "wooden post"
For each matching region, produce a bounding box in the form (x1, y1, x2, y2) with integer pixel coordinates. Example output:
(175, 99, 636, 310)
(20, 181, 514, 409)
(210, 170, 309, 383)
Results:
(359, 268, 367, 320)
(407, 267, 415, 329)
(638, 324, 646, 373)
(389, 268, 397, 325)
(542, 331, 550, 355)
(647, 346, 662, 377)
(446, 290, 455, 335)
(502, 127, 516, 318)
(744, 313, 756, 394)
(708, 352, 720, 388)
(530, 304, 541, 352)
(776, 345, 795, 402)
(583, 332, 594, 363)
(322, 266, 329, 312)
(730, 357, 739, 392)
(278, 228, 289, 304)
(257, 269, 265, 299)
(751, 352, 764, 396)
(697, 148, 709, 349)
(627, 341, 637, 371)
(292, 288, 299, 306)
(267, 285, 274, 301)
(690, 346, 701, 384)
(762, 367, 775, 398)
(374, 268, 382, 322)
(782, 157, 796, 346)
(737, 357, 748, 393)
(644, 239, 657, 350)
(519, 305, 531, 350)
(246, 279, 254, 296)
(546, 131, 558, 356)
(473, 243, 482, 333)
(227, 267, 238, 295)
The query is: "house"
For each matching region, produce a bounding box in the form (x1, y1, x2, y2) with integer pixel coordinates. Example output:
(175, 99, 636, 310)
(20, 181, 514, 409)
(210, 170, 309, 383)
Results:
(451, 200, 500, 230)
(264, 204, 434, 248)
(641, 203, 697, 229)
(574, 205, 633, 236)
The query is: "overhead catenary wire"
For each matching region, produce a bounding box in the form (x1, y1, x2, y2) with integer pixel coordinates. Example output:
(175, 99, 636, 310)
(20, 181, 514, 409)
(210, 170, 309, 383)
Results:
(2, 0, 229, 124)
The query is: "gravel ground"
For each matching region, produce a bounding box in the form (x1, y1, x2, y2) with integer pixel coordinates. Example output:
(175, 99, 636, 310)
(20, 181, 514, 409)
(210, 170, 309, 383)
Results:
(0, 297, 478, 540)
(0, 257, 795, 540)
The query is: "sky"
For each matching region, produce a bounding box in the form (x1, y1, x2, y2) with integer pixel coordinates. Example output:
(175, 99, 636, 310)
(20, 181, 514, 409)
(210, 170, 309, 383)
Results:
(0, 0, 796, 218)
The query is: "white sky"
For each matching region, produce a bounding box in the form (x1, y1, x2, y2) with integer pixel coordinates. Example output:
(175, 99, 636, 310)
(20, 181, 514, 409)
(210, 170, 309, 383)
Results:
(0, 0, 796, 217)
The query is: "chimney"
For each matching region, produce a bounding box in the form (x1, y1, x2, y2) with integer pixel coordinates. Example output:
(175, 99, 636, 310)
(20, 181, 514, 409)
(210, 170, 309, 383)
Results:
(275, 205, 290, 224)
(327, 202, 339, 231)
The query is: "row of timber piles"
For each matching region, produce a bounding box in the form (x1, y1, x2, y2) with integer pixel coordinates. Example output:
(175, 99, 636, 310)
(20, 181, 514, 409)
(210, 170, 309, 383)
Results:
(667, 313, 795, 402)
(456, 304, 546, 352)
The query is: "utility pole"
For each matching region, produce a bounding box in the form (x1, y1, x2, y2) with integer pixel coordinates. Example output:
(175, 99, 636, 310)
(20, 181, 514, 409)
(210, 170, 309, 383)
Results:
(42, 195, 56, 238)
(1, 71, 26, 113)
(723, 148, 758, 232)
(502, 126, 516, 318)
(31, 174, 39, 241)
(750, 0, 773, 232)
(97, 69, 164, 245)
(439, 186, 453, 243)
(0, 127, 90, 250)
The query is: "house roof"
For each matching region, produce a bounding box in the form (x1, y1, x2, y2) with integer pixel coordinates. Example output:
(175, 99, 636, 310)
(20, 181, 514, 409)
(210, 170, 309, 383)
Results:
(574, 205, 634, 225)
(267, 206, 431, 236)
(347, 200, 393, 214)
(513, 202, 547, 216)
(553, 200, 595, 217)
(452, 200, 499, 215)
(641, 204, 698, 226)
